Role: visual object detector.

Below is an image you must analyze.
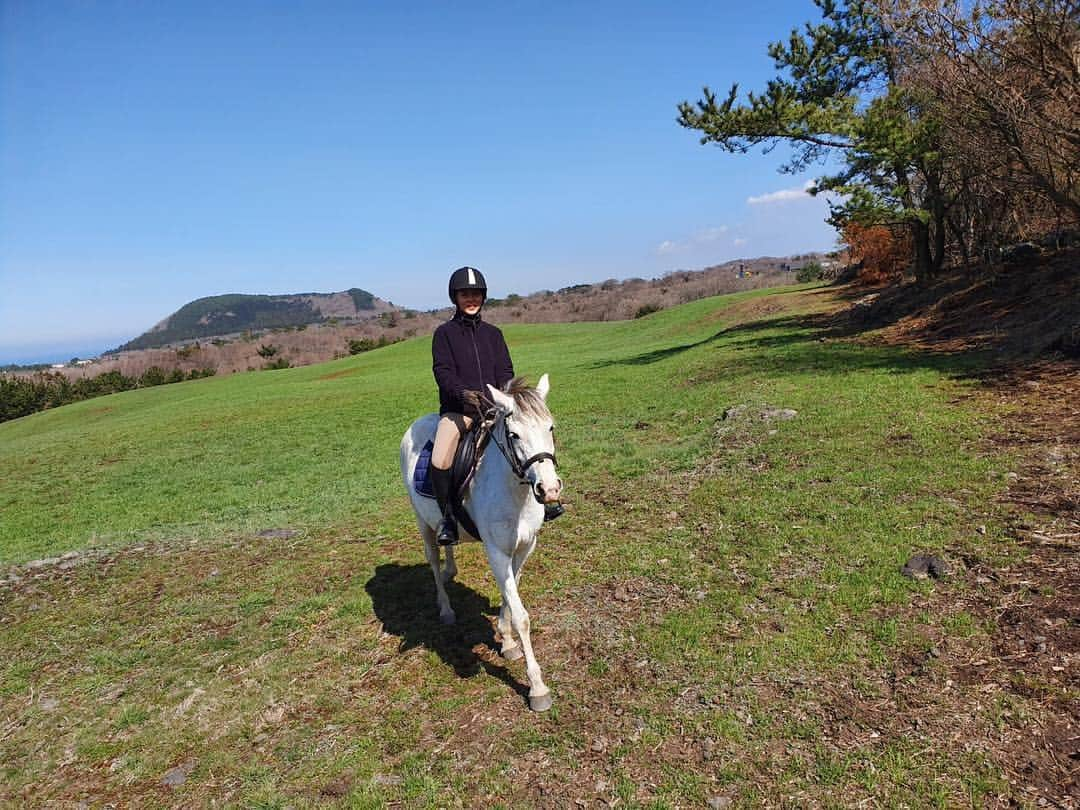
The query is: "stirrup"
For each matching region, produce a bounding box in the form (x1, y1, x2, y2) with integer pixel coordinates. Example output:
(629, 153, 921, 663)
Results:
(543, 502, 565, 522)
(436, 518, 459, 546)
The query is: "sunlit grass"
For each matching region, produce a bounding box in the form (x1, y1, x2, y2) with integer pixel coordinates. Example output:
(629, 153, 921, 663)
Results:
(0, 283, 1027, 806)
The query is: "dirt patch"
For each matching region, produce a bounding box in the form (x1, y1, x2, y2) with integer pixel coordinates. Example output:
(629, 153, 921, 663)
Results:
(840, 248, 1080, 358)
(317, 367, 364, 381)
(972, 363, 1079, 803)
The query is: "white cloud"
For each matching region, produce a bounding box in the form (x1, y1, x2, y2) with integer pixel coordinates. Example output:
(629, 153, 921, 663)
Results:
(733, 237, 748, 247)
(693, 225, 728, 243)
(747, 180, 819, 206)
(655, 225, 732, 256)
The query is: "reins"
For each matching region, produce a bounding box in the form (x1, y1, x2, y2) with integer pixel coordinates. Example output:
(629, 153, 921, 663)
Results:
(475, 394, 558, 486)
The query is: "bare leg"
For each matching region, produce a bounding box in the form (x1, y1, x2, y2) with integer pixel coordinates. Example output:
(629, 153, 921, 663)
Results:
(420, 520, 455, 625)
(486, 546, 550, 710)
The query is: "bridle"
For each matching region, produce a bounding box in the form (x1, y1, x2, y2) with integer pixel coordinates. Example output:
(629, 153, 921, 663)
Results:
(482, 405, 558, 501)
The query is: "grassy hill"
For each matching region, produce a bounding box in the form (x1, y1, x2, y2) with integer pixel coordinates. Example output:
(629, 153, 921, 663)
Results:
(0, 283, 1069, 806)
(114, 287, 380, 351)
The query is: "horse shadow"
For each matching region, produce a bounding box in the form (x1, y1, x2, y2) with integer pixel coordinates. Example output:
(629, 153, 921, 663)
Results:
(364, 563, 529, 701)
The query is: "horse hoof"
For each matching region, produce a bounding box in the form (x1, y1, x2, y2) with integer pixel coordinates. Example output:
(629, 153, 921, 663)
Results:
(440, 611, 456, 625)
(502, 645, 523, 661)
(529, 692, 553, 712)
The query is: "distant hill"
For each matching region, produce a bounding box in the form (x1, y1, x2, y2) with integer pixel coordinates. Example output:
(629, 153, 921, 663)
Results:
(113, 288, 390, 351)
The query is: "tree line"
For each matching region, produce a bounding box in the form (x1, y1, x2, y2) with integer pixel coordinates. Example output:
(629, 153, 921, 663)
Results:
(0, 367, 216, 424)
(678, 0, 1078, 282)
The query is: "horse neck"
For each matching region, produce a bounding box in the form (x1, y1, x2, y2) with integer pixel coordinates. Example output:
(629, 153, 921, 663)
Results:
(472, 420, 528, 506)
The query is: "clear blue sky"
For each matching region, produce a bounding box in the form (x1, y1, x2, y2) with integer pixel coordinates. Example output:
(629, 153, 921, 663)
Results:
(0, 0, 839, 365)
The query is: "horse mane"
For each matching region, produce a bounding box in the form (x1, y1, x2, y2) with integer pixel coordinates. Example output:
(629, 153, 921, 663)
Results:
(503, 376, 551, 420)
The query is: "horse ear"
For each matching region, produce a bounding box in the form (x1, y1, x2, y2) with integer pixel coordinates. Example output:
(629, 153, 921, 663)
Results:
(487, 384, 514, 412)
(536, 373, 550, 400)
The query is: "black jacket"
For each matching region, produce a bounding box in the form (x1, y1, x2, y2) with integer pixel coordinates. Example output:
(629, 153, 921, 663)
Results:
(432, 311, 514, 418)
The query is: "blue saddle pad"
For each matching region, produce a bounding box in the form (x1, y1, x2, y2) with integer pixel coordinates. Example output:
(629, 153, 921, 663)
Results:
(413, 440, 436, 499)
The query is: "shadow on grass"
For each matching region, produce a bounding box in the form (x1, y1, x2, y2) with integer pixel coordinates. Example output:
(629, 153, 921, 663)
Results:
(365, 562, 530, 703)
(589, 306, 989, 379)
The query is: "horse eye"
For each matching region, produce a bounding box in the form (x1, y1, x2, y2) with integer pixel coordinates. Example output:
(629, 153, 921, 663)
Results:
(510, 432, 520, 440)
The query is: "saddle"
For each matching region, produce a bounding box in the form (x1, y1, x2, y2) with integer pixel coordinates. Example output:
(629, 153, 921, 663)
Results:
(413, 418, 494, 539)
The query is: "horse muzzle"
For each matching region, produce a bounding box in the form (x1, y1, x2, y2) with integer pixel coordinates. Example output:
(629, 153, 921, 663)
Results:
(533, 478, 563, 505)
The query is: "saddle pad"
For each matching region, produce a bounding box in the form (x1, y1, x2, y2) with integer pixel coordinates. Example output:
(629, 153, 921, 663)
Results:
(413, 440, 436, 499)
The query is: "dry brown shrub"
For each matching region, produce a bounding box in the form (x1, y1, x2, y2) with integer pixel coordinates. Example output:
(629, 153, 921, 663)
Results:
(842, 224, 911, 284)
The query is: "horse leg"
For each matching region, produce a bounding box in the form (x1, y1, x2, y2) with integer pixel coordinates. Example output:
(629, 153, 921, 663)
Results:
(486, 546, 550, 711)
(497, 603, 522, 661)
(420, 520, 455, 625)
(497, 541, 535, 661)
(442, 544, 458, 584)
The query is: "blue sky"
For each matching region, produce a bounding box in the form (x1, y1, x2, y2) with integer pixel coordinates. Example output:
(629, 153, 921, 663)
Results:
(0, 1, 840, 364)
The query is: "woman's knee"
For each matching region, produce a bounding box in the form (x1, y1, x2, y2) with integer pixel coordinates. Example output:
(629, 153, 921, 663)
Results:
(432, 414, 469, 469)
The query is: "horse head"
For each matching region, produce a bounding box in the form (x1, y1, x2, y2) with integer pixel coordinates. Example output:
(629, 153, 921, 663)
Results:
(486, 373, 563, 505)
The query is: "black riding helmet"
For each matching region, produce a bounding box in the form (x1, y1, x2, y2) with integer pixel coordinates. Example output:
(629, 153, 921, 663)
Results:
(448, 266, 487, 305)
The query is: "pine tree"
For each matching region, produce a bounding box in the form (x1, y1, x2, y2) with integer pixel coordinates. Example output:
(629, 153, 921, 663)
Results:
(678, 0, 950, 281)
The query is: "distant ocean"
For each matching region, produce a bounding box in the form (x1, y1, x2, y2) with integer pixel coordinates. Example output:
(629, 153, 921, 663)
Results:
(1, 339, 124, 367)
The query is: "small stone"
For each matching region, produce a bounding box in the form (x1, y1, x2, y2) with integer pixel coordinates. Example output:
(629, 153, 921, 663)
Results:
(60, 551, 80, 560)
(372, 773, 403, 786)
(39, 698, 59, 712)
(723, 405, 748, 420)
(708, 797, 733, 809)
(901, 554, 948, 580)
(25, 558, 60, 570)
(976, 525, 987, 535)
(257, 529, 297, 540)
(160, 760, 195, 788)
(208, 568, 220, 578)
(762, 408, 798, 421)
(594, 780, 608, 793)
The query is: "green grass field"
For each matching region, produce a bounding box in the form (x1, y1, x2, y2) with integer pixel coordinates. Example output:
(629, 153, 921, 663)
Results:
(0, 284, 1037, 806)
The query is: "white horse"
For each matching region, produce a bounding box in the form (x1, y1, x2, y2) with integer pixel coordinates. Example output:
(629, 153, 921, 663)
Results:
(400, 374, 563, 711)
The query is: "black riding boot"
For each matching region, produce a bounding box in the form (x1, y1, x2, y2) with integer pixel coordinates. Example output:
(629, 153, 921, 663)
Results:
(544, 502, 565, 522)
(430, 466, 458, 546)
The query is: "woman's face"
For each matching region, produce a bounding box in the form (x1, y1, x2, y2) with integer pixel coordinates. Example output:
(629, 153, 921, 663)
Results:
(455, 289, 483, 315)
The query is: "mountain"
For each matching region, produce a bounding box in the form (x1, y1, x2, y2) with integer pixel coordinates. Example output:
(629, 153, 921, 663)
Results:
(113, 288, 392, 351)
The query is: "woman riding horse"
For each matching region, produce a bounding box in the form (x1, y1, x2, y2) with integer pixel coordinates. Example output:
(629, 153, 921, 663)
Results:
(430, 266, 562, 545)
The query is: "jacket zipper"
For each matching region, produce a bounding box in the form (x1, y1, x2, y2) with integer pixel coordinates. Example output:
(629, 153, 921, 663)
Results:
(469, 324, 484, 392)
